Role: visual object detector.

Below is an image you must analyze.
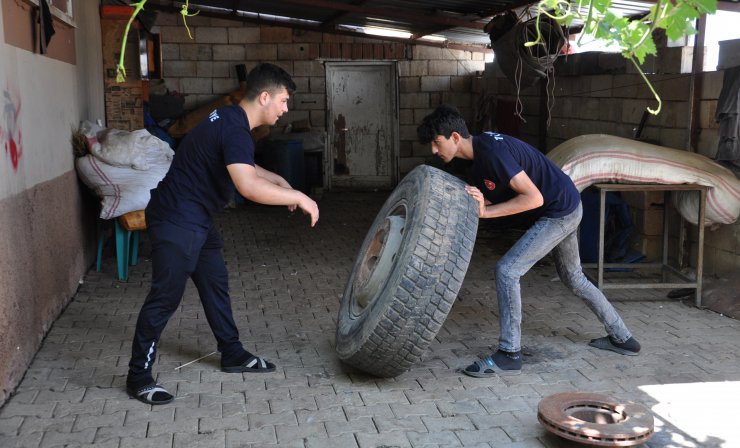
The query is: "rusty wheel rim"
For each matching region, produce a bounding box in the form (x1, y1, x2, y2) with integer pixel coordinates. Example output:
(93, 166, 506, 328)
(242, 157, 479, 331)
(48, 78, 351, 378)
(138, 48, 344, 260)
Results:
(351, 207, 406, 314)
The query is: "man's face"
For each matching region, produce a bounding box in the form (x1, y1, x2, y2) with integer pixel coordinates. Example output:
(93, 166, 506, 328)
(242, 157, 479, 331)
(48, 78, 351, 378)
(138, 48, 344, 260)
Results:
(263, 87, 290, 125)
(431, 134, 457, 163)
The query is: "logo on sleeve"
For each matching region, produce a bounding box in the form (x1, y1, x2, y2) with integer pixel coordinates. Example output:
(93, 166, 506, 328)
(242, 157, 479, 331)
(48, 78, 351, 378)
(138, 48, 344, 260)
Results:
(484, 179, 496, 190)
(209, 110, 220, 122)
(484, 131, 504, 141)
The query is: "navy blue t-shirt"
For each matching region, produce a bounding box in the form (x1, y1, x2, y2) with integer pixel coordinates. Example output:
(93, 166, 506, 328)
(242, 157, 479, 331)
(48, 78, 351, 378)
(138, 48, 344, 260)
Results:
(147, 105, 255, 230)
(471, 132, 579, 219)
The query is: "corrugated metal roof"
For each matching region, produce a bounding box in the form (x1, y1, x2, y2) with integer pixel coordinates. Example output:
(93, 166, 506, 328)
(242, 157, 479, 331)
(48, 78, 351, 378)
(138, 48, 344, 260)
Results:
(146, 0, 735, 52)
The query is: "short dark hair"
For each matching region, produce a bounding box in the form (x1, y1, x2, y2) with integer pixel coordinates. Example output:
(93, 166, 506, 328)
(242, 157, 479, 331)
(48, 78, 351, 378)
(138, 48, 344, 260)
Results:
(417, 104, 471, 144)
(245, 63, 297, 101)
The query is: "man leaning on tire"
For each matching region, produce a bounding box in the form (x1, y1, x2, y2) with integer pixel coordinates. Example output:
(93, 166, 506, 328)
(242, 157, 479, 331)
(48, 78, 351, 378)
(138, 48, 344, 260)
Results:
(417, 104, 640, 378)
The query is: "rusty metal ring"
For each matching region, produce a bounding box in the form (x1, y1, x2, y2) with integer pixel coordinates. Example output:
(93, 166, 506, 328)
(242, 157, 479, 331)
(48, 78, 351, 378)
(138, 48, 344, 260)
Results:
(538, 392, 654, 447)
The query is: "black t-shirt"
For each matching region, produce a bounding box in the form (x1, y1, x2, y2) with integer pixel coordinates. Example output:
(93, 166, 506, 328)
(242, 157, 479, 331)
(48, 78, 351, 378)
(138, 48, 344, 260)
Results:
(147, 105, 255, 230)
(471, 132, 580, 219)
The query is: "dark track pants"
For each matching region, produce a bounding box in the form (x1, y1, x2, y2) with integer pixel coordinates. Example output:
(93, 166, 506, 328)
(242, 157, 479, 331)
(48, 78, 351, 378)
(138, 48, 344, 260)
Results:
(127, 218, 242, 382)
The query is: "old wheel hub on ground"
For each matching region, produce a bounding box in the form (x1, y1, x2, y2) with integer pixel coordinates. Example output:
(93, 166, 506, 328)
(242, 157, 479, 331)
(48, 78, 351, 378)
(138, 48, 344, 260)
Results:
(538, 392, 654, 447)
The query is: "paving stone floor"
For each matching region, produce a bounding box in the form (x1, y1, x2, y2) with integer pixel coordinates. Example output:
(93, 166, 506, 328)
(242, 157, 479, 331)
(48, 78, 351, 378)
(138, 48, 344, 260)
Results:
(1, 192, 739, 448)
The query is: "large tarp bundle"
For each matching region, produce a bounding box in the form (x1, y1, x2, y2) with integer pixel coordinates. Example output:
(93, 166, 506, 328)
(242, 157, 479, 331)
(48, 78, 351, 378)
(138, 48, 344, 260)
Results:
(548, 134, 740, 225)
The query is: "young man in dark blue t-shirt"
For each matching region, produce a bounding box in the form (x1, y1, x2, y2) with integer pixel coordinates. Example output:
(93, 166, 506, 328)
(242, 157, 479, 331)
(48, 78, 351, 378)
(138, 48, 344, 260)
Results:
(126, 63, 319, 404)
(417, 105, 640, 377)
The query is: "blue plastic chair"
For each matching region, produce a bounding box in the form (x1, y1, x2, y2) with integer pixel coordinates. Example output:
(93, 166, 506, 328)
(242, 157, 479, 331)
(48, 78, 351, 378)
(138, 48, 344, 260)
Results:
(95, 216, 141, 281)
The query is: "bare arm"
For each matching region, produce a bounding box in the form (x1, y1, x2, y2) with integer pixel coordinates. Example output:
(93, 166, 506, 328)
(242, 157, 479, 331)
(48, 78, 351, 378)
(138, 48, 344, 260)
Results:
(254, 164, 289, 187)
(465, 170, 544, 219)
(227, 163, 319, 226)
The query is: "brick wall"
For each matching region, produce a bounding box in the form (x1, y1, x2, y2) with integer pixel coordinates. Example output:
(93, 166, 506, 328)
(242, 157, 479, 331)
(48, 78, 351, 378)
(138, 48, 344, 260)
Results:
(151, 13, 486, 175)
(482, 48, 739, 276)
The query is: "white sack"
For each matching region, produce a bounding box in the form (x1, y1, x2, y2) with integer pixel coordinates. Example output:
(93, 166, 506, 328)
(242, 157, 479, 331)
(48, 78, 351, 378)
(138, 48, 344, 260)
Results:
(89, 128, 174, 170)
(75, 148, 170, 219)
(547, 134, 740, 225)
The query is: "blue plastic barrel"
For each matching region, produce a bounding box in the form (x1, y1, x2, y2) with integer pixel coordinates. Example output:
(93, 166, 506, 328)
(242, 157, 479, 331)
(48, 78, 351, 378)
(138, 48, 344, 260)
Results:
(262, 139, 306, 194)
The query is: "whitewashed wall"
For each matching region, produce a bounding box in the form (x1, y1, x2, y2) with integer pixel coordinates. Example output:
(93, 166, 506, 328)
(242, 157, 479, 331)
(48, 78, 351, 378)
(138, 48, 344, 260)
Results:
(0, 0, 104, 407)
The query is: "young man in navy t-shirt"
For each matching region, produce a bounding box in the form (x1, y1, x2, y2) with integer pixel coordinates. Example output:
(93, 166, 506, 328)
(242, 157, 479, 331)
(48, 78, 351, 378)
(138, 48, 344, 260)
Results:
(126, 63, 319, 404)
(417, 105, 640, 377)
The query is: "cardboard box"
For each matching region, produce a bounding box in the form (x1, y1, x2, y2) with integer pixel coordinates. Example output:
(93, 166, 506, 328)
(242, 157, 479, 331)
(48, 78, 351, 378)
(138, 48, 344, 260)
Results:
(630, 234, 664, 261)
(633, 209, 665, 236)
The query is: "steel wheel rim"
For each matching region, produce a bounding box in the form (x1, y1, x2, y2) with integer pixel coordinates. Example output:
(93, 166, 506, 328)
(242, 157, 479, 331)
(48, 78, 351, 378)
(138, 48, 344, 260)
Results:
(351, 206, 406, 315)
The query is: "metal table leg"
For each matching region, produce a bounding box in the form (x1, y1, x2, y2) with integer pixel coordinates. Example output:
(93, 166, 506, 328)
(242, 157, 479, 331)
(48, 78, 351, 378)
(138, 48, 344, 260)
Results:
(695, 188, 707, 307)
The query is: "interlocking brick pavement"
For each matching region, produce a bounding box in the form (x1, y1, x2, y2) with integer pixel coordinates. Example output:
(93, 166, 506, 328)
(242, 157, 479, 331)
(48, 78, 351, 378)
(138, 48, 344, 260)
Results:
(1, 192, 739, 447)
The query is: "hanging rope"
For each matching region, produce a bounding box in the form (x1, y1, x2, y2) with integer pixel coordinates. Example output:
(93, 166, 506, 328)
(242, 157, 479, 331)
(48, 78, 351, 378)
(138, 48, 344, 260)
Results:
(489, 15, 564, 125)
(514, 57, 526, 123)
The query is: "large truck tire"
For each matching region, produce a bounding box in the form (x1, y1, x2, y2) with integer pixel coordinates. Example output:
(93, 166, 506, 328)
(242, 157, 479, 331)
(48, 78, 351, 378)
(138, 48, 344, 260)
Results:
(335, 165, 479, 377)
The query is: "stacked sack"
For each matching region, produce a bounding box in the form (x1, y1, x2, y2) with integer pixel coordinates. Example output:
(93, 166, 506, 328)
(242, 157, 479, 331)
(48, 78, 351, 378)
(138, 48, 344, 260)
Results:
(74, 121, 173, 219)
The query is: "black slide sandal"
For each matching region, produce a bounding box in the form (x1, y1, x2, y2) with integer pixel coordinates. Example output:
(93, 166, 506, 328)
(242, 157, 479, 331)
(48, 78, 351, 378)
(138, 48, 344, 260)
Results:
(222, 355, 276, 373)
(127, 383, 174, 405)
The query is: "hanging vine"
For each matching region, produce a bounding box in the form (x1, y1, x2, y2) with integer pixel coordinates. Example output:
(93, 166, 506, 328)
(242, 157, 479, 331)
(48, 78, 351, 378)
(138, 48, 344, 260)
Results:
(116, 0, 198, 83)
(526, 0, 717, 115)
(179, 1, 200, 39)
(115, 0, 147, 83)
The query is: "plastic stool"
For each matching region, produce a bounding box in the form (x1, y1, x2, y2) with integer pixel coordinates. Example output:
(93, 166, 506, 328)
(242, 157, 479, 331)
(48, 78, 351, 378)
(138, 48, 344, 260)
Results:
(95, 218, 109, 273)
(95, 210, 146, 281)
(117, 211, 146, 280)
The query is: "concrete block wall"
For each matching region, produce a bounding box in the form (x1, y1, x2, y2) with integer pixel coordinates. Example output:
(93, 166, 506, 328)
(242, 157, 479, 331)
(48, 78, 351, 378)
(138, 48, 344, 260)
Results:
(692, 220, 740, 277)
(482, 49, 738, 277)
(480, 62, 542, 148)
(151, 13, 486, 176)
(544, 66, 724, 154)
(399, 46, 486, 173)
(482, 49, 724, 154)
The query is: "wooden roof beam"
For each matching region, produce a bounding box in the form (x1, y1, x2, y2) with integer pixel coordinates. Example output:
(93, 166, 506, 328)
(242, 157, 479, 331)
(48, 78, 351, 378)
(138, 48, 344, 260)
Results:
(409, 1, 538, 40)
(320, 0, 370, 29)
(145, 2, 492, 53)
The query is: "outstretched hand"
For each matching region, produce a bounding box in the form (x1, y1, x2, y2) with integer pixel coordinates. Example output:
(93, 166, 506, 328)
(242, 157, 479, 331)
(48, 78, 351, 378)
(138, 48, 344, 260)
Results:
(297, 195, 319, 227)
(464, 185, 486, 218)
